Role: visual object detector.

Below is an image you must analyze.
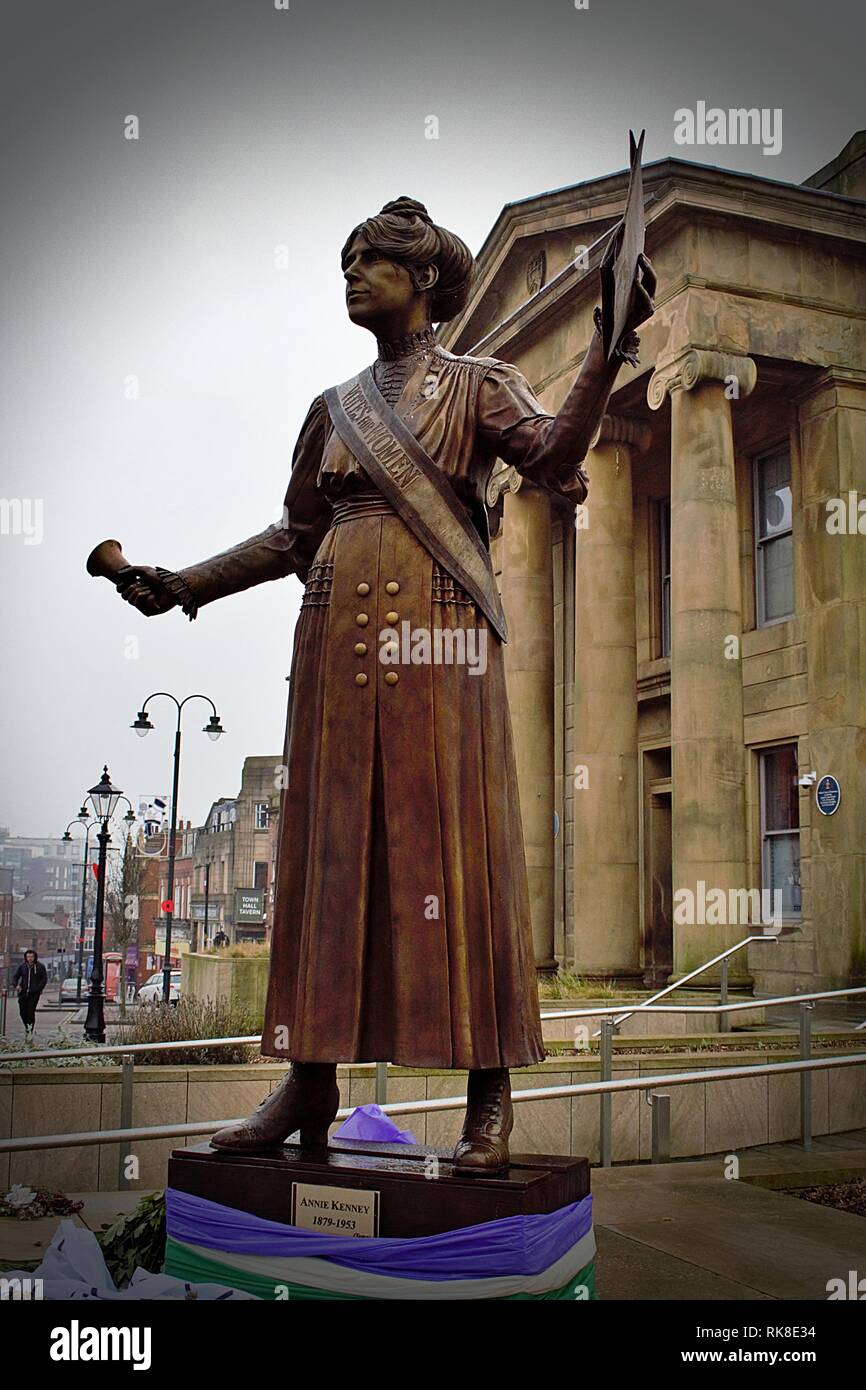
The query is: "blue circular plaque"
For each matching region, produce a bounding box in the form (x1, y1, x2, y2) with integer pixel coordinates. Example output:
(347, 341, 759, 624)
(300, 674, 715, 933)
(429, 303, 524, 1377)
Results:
(815, 774, 841, 816)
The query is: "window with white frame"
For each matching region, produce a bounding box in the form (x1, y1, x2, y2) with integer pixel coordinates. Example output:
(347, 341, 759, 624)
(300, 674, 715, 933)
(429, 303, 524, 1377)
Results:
(759, 744, 801, 917)
(255, 801, 270, 830)
(754, 446, 794, 625)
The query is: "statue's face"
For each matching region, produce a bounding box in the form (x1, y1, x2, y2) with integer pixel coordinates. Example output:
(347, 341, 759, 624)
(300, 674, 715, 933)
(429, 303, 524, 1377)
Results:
(342, 231, 419, 329)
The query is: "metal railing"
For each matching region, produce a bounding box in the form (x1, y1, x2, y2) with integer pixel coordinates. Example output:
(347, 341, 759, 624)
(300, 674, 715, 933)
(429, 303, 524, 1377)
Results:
(1, 986, 865, 1174)
(0, 1034, 262, 1064)
(0, 1034, 262, 1188)
(542, 986, 866, 1165)
(580, 934, 777, 1037)
(1, 1051, 864, 1168)
(540, 985, 866, 1022)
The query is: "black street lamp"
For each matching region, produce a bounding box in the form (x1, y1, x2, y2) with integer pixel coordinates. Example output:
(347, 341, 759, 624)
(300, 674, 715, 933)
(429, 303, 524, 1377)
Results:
(63, 798, 136, 1007)
(63, 808, 93, 1005)
(131, 693, 224, 1003)
(82, 766, 123, 1042)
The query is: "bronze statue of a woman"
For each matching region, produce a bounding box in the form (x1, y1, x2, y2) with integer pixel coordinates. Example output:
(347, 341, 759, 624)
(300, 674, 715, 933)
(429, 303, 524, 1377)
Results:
(114, 196, 655, 1173)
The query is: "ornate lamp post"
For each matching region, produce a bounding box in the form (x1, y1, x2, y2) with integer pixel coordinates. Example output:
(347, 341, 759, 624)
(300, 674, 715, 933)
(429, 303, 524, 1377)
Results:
(64, 800, 136, 1006)
(81, 767, 124, 1042)
(131, 693, 224, 1003)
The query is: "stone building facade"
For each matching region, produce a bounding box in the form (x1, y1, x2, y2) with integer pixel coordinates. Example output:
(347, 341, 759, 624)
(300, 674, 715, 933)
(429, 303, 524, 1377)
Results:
(136, 824, 186, 982)
(0, 832, 84, 897)
(191, 755, 282, 944)
(440, 132, 866, 997)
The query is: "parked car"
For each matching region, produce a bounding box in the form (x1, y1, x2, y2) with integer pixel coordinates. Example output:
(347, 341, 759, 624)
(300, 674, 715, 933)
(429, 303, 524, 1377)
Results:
(137, 970, 182, 1005)
(59, 976, 83, 1003)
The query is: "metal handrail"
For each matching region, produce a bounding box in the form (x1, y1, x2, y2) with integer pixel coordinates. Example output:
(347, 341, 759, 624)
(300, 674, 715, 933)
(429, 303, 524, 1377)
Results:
(541, 985, 866, 1022)
(1, 1050, 863, 1154)
(0, 1034, 262, 1065)
(2, 987, 864, 1063)
(588, 934, 776, 1035)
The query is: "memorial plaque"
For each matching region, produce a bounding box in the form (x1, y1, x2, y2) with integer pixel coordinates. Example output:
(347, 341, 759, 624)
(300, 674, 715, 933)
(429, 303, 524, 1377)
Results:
(290, 1181, 379, 1237)
(815, 774, 841, 816)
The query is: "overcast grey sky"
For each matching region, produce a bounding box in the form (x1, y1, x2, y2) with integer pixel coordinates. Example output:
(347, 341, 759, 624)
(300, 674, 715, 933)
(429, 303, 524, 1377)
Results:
(1, 0, 862, 836)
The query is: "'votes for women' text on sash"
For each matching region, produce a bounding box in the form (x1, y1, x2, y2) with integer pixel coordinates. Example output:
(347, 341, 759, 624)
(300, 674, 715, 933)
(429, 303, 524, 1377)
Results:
(324, 367, 509, 642)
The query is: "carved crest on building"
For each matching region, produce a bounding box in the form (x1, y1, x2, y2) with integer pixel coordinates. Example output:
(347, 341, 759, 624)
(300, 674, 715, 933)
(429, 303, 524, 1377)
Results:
(526, 247, 546, 296)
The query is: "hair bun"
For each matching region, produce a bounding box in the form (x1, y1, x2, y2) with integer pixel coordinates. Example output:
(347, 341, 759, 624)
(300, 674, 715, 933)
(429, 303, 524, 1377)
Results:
(342, 197, 474, 324)
(378, 196, 432, 225)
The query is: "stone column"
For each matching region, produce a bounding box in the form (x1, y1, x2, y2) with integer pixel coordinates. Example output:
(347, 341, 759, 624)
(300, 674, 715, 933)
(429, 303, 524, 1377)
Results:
(797, 370, 866, 989)
(648, 349, 757, 981)
(573, 414, 651, 977)
(501, 478, 557, 973)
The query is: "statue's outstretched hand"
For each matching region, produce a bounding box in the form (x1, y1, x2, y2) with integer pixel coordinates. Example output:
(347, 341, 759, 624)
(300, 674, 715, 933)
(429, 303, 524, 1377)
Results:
(625, 252, 656, 333)
(605, 250, 657, 367)
(116, 565, 178, 617)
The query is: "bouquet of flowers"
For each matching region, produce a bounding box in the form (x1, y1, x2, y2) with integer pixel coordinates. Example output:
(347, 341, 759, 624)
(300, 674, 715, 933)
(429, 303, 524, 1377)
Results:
(0, 1184, 84, 1221)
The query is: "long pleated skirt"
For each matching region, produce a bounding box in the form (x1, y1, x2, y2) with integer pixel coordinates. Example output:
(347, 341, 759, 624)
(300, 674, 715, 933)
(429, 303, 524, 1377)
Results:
(261, 494, 545, 1069)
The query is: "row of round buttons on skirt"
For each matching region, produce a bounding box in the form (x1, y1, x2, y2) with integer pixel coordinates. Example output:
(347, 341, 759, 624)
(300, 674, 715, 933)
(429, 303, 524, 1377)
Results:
(353, 579, 401, 686)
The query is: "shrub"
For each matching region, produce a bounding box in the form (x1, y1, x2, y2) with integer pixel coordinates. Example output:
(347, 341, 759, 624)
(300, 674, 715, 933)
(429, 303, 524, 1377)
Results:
(539, 971, 622, 1000)
(97, 1191, 166, 1285)
(0, 1028, 112, 1069)
(124, 997, 260, 1065)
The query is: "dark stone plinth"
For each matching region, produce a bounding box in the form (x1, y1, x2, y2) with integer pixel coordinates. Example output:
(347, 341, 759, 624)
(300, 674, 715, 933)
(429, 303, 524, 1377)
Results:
(168, 1139, 590, 1238)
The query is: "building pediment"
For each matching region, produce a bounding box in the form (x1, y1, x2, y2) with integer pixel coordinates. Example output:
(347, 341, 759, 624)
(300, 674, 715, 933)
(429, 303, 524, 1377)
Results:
(443, 149, 866, 360)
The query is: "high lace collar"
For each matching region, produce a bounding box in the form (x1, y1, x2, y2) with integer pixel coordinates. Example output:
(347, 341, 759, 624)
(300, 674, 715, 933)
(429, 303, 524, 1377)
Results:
(375, 326, 436, 361)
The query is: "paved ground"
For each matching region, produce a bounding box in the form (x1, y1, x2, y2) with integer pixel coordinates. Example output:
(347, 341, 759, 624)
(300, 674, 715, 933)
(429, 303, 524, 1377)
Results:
(764, 1000, 866, 1030)
(0, 1190, 149, 1266)
(1, 997, 136, 1045)
(3, 1135, 864, 1296)
(594, 1135, 866, 1300)
(1, 1000, 81, 1043)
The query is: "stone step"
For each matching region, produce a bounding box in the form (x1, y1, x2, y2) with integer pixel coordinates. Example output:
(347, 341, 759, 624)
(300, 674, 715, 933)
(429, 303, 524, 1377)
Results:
(540, 996, 765, 1039)
(544, 1028, 866, 1054)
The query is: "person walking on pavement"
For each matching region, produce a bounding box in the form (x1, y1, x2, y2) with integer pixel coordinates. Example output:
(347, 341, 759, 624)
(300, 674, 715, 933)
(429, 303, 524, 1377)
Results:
(13, 949, 48, 1038)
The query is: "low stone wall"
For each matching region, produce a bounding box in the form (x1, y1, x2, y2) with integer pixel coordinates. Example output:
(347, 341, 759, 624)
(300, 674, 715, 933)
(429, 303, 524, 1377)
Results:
(184, 952, 269, 1026)
(3, 1048, 865, 1194)
(181, 965, 762, 1040)
(539, 997, 765, 1040)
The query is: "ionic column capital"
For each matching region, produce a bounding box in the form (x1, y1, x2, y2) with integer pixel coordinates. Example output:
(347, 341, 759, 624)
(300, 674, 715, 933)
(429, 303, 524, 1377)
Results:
(590, 413, 653, 455)
(486, 459, 523, 506)
(647, 349, 757, 411)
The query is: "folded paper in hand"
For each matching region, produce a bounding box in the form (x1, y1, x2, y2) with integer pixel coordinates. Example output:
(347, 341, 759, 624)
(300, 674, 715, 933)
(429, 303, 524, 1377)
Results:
(600, 128, 646, 361)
